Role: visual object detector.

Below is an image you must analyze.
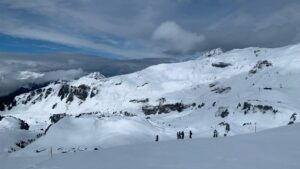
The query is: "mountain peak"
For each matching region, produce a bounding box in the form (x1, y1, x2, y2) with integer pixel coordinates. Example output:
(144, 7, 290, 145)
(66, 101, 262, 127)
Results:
(86, 72, 105, 80)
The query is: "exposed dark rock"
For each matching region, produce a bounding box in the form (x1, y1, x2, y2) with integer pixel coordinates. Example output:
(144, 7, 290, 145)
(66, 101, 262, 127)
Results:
(211, 86, 231, 94)
(52, 103, 57, 109)
(137, 83, 149, 87)
(20, 119, 30, 130)
(212, 62, 232, 68)
(44, 124, 53, 134)
(36, 149, 46, 153)
(58, 84, 90, 103)
(32, 93, 43, 104)
(237, 103, 241, 108)
(76, 85, 90, 100)
(240, 102, 278, 114)
(0, 82, 49, 111)
(209, 82, 218, 88)
(288, 113, 297, 125)
(66, 93, 74, 103)
(242, 122, 252, 126)
(142, 102, 193, 115)
(249, 60, 272, 75)
(0, 115, 4, 121)
(0, 104, 5, 111)
(90, 87, 98, 98)
(216, 107, 230, 118)
(198, 103, 205, 108)
(254, 49, 260, 57)
(75, 112, 100, 118)
(122, 111, 136, 117)
(219, 122, 230, 132)
(157, 98, 166, 105)
(129, 98, 149, 103)
(15, 139, 35, 149)
(58, 84, 70, 100)
(49, 113, 67, 124)
(44, 88, 53, 99)
(212, 102, 216, 107)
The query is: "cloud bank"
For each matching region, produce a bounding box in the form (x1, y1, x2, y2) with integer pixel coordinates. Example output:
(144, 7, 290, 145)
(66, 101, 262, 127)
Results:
(0, 53, 172, 96)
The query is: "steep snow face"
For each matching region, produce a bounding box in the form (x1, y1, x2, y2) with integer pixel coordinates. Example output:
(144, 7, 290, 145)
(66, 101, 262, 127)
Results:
(2, 123, 300, 169)
(1, 44, 300, 156)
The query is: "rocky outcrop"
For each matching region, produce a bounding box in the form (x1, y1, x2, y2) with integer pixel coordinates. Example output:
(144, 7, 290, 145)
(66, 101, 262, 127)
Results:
(49, 113, 68, 124)
(142, 102, 195, 115)
(249, 60, 272, 75)
(58, 84, 91, 103)
(129, 98, 149, 103)
(239, 102, 278, 114)
(212, 62, 232, 68)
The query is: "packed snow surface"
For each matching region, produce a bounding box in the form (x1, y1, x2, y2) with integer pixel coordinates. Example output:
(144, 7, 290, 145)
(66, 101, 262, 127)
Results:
(1, 123, 300, 169)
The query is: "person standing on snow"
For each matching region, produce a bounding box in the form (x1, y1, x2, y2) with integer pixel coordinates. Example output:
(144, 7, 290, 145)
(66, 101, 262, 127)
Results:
(189, 130, 192, 139)
(156, 135, 159, 142)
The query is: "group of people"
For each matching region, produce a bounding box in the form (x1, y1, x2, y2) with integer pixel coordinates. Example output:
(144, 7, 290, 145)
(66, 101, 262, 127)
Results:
(177, 131, 192, 139)
(177, 130, 192, 139)
(155, 130, 193, 142)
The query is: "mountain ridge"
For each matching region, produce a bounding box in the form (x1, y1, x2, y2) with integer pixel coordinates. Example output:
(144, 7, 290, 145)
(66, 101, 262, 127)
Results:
(0, 43, 300, 156)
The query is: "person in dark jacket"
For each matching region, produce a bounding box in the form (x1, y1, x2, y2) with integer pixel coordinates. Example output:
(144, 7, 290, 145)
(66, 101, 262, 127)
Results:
(213, 129, 218, 138)
(181, 131, 185, 139)
(156, 135, 159, 142)
(189, 130, 192, 139)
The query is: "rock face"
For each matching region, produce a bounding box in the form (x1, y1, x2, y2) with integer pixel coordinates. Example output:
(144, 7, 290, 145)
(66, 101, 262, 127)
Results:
(58, 84, 90, 103)
(142, 102, 195, 115)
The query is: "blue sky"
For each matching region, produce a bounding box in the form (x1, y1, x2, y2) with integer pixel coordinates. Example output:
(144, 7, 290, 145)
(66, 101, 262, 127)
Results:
(0, 33, 123, 59)
(0, 0, 299, 59)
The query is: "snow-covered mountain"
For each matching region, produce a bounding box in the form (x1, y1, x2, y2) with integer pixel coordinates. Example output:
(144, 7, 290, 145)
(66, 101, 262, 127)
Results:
(0, 43, 300, 156)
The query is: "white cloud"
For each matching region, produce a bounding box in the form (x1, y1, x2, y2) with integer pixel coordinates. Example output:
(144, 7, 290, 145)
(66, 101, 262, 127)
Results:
(152, 21, 205, 55)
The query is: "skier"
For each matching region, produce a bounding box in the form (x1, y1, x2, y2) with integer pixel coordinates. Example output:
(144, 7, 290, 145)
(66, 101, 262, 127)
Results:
(182, 131, 185, 139)
(155, 135, 159, 142)
(177, 132, 180, 139)
(189, 130, 192, 139)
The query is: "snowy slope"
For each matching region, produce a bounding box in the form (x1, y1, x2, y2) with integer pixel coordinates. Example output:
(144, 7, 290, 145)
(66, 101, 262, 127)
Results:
(1, 123, 300, 169)
(0, 43, 300, 156)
